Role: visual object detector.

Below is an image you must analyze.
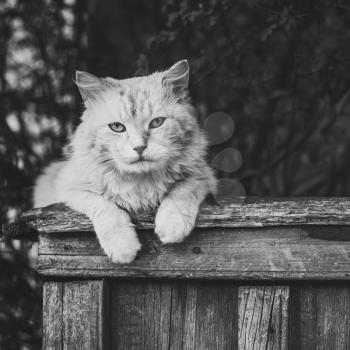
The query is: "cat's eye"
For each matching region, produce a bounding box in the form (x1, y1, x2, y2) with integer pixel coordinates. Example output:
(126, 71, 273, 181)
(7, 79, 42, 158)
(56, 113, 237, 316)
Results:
(149, 117, 166, 129)
(108, 122, 126, 133)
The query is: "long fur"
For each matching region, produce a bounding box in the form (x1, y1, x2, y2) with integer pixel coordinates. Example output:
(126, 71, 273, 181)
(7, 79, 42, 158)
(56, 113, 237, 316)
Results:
(34, 61, 216, 263)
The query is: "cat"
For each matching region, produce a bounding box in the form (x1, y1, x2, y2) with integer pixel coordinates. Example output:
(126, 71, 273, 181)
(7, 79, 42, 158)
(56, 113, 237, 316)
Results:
(33, 60, 217, 263)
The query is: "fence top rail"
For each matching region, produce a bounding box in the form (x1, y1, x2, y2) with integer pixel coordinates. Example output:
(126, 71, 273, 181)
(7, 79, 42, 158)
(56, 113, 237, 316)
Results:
(2, 197, 350, 240)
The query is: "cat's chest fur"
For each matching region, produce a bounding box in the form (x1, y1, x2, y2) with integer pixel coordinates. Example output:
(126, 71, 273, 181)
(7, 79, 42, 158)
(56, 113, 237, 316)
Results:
(102, 171, 172, 213)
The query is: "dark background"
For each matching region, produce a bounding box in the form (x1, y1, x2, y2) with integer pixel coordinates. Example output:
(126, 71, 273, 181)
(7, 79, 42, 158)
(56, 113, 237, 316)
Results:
(2, 0, 350, 348)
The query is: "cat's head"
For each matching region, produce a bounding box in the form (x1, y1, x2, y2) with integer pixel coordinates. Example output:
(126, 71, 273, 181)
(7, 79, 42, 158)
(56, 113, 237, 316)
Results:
(75, 60, 202, 174)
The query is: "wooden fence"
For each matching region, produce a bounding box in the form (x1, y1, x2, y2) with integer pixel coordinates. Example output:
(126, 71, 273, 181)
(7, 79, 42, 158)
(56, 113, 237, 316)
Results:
(3, 197, 350, 349)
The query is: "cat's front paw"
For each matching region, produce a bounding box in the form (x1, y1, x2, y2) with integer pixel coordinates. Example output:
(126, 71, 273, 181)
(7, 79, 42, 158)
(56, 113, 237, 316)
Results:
(96, 225, 141, 264)
(155, 200, 198, 244)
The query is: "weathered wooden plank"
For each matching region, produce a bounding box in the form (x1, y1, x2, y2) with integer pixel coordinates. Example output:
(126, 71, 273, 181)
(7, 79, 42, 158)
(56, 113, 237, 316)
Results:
(62, 280, 109, 350)
(42, 282, 63, 350)
(37, 226, 350, 280)
(111, 280, 172, 349)
(290, 286, 350, 349)
(238, 286, 289, 350)
(289, 287, 317, 349)
(169, 281, 237, 350)
(316, 287, 350, 349)
(39, 231, 103, 255)
(4, 197, 350, 239)
(169, 282, 198, 350)
(110, 280, 237, 350)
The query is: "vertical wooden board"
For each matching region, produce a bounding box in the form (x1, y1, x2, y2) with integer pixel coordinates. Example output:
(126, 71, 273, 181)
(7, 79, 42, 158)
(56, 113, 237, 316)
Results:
(169, 281, 237, 350)
(238, 286, 289, 350)
(290, 286, 317, 350)
(111, 281, 144, 349)
(111, 280, 172, 350)
(195, 282, 237, 350)
(290, 286, 350, 350)
(316, 287, 350, 350)
(142, 281, 172, 349)
(42, 281, 63, 350)
(169, 282, 198, 350)
(62, 280, 108, 350)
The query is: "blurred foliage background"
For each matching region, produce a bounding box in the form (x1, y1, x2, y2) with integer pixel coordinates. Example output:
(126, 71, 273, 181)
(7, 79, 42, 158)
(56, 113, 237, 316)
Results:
(2, 0, 350, 348)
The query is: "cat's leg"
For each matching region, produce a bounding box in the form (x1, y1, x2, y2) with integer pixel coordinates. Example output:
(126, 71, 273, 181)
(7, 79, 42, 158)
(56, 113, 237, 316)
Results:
(155, 177, 213, 244)
(61, 190, 141, 263)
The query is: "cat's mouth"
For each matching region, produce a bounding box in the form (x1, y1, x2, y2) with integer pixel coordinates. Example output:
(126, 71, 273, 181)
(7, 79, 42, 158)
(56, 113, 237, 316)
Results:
(129, 156, 154, 164)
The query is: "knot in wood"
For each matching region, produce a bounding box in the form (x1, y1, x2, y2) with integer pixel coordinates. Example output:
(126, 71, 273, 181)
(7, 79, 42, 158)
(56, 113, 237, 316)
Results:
(268, 325, 276, 336)
(192, 246, 201, 254)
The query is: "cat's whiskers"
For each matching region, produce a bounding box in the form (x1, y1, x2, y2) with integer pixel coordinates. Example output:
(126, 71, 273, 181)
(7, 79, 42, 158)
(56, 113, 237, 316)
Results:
(96, 144, 187, 166)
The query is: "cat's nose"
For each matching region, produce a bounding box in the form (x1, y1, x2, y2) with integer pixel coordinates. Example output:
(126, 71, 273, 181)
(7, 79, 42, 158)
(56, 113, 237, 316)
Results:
(133, 145, 146, 156)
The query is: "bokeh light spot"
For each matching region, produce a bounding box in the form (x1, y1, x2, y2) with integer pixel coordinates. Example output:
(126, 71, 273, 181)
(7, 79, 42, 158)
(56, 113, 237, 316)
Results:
(204, 112, 234, 146)
(213, 178, 246, 204)
(211, 148, 243, 173)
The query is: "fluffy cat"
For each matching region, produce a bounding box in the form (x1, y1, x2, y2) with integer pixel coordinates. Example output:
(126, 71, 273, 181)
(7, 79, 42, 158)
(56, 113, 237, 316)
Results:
(33, 60, 216, 263)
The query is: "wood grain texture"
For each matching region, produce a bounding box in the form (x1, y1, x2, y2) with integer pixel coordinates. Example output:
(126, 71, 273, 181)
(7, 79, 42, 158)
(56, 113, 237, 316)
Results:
(238, 286, 289, 350)
(290, 286, 350, 350)
(111, 280, 172, 349)
(110, 280, 237, 350)
(42, 282, 63, 350)
(38, 226, 350, 280)
(4, 197, 350, 239)
(62, 280, 109, 350)
(169, 281, 237, 350)
(289, 287, 317, 350)
(169, 282, 198, 350)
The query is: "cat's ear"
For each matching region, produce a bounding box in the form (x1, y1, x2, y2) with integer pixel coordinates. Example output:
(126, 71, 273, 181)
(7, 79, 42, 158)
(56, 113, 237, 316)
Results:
(75, 71, 112, 103)
(163, 60, 189, 97)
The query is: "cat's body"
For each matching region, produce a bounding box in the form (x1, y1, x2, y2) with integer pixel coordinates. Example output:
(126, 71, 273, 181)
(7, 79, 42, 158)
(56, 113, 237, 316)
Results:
(34, 60, 216, 263)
